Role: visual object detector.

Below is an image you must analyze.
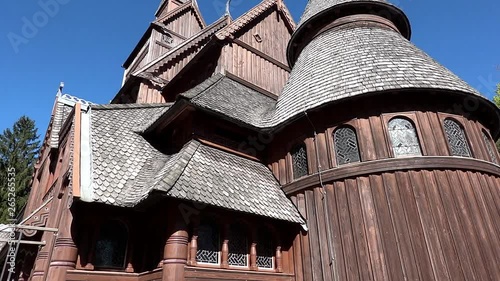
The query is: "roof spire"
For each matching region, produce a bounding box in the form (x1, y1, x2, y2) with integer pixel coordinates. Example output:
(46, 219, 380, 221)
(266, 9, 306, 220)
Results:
(57, 82, 64, 97)
(225, 0, 232, 18)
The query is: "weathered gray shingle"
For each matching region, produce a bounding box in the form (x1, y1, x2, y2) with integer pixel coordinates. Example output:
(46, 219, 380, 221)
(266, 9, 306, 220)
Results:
(181, 74, 276, 128)
(87, 104, 304, 223)
(271, 25, 483, 126)
(90, 104, 170, 206)
(153, 140, 304, 223)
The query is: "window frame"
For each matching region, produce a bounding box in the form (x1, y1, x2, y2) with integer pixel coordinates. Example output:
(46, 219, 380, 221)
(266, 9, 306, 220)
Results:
(382, 113, 426, 158)
(227, 222, 250, 269)
(195, 219, 222, 266)
(480, 128, 499, 164)
(288, 141, 310, 180)
(332, 125, 362, 166)
(93, 219, 129, 271)
(440, 116, 474, 158)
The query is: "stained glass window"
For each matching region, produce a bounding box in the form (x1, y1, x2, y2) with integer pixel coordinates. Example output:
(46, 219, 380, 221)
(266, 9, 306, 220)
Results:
(292, 144, 308, 179)
(256, 228, 274, 269)
(482, 130, 498, 164)
(228, 223, 248, 267)
(443, 119, 472, 157)
(388, 118, 422, 157)
(334, 127, 361, 165)
(196, 220, 220, 264)
(94, 220, 128, 269)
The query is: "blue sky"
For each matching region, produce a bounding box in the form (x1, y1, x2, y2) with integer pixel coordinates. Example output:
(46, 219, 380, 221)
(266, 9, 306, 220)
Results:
(1, 0, 499, 136)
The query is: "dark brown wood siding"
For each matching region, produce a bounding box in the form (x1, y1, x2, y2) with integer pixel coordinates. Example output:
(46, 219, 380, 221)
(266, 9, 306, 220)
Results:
(291, 170, 500, 281)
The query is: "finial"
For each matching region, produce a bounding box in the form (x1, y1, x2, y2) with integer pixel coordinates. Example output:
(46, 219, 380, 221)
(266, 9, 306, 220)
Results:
(225, 0, 232, 17)
(57, 82, 65, 97)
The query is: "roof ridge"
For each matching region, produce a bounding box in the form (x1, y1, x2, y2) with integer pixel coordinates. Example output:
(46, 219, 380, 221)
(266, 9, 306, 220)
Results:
(155, 0, 206, 28)
(92, 103, 173, 110)
(153, 140, 201, 192)
(134, 15, 229, 76)
(216, 0, 295, 40)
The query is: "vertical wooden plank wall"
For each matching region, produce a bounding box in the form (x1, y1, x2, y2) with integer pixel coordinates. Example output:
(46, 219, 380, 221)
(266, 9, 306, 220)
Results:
(290, 171, 500, 281)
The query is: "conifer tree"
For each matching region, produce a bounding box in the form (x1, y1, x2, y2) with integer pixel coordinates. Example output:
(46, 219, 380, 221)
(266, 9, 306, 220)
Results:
(0, 116, 40, 223)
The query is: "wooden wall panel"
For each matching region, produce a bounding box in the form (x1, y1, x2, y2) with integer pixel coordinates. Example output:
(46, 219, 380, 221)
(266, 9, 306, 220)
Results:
(235, 9, 291, 65)
(292, 170, 500, 281)
(271, 111, 499, 186)
(163, 10, 202, 38)
(220, 44, 290, 96)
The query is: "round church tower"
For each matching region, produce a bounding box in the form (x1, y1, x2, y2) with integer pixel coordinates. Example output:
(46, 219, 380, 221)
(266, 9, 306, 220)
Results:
(267, 1, 500, 280)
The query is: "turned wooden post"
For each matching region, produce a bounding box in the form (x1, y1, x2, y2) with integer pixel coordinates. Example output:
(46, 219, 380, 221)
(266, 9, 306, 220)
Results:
(188, 220, 199, 266)
(221, 223, 229, 269)
(162, 206, 189, 281)
(276, 246, 283, 273)
(250, 229, 257, 271)
(45, 208, 78, 281)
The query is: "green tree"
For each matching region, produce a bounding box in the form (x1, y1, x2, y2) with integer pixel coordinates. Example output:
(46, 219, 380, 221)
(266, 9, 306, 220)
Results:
(0, 116, 41, 223)
(494, 83, 500, 107)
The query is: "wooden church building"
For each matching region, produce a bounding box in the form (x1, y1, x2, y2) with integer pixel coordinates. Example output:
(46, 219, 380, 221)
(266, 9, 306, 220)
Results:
(2, 0, 500, 280)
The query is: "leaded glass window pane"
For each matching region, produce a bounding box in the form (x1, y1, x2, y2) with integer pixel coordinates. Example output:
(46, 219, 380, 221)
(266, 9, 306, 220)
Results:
(94, 221, 128, 269)
(256, 228, 274, 269)
(482, 131, 498, 164)
(388, 118, 422, 157)
(443, 119, 472, 157)
(228, 224, 248, 267)
(334, 127, 361, 165)
(292, 144, 308, 179)
(196, 221, 220, 264)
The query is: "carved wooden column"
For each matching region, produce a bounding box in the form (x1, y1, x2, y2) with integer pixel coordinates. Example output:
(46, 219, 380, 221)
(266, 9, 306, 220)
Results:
(221, 223, 229, 269)
(162, 205, 189, 281)
(250, 229, 257, 271)
(45, 208, 78, 280)
(187, 219, 199, 266)
(276, 246, 283, 273)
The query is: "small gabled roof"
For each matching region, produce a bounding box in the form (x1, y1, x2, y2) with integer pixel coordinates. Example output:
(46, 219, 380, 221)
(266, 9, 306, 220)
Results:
(216, 0, 296, 40)
(133, 15, 229, 76)
(180, 73, 276, 129)
(152, 140, 305, 224)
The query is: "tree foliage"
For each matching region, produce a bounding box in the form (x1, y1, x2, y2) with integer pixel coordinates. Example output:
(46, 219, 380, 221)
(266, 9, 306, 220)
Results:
(0, 116, 41, 223)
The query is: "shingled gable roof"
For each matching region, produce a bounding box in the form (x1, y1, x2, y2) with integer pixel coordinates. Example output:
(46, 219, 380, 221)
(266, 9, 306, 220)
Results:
(76, 102, 304, 224)
(133, 15, 229, 77)
(215, 0, 296, 40)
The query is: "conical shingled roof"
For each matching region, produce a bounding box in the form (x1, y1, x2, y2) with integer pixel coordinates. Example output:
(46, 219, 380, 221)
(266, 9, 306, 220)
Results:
(271, 0, 492, 127)
(298, 0, 391, 26)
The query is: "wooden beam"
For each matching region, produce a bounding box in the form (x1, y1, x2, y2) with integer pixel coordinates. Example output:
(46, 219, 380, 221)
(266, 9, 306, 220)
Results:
(72, 103, 81, 198)
(232, 39, 291, 72)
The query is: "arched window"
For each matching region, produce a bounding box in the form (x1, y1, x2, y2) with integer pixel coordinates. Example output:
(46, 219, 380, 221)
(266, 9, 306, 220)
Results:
(333, 126, 361, 165)
(482, 130, 498, 164)
(291, 144, 308, 179)
(228, 223, 248, 267)
(196, 219, 220, 264)
(388, 118, 422, 157)
(94, 220, 128, 269)
(256, 227, 274, 269)
(443, 119, 472, 157)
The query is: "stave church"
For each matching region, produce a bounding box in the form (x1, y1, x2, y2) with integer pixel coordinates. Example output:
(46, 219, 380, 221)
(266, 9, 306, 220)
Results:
(2, 0, 500, 280)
